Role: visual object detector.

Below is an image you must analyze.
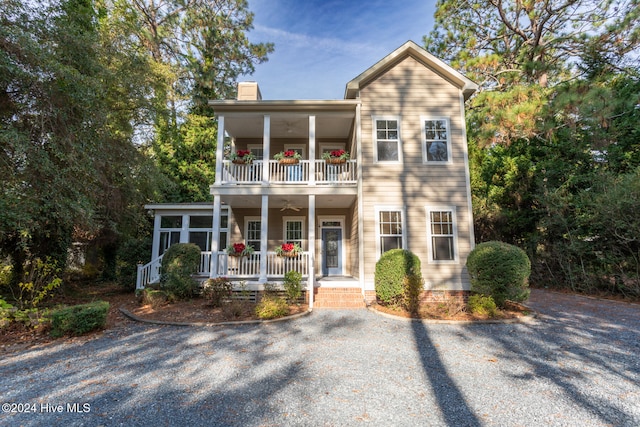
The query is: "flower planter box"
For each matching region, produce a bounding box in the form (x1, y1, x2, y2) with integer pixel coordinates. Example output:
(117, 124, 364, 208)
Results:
(232, 159, 251, 165)
(278, 158, 299, 165)
(228, 253, 245, 257)
(325, 158, 347, 164)
(278, 251, 299, 258)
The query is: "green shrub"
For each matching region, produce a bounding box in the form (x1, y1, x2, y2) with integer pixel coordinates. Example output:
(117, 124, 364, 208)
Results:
(255, 295, 289, 319)
(160, 243, 201, 299)
(50, 301, 109, 338)
(6, 257, 62, 309)
(403, 274, 424, 313)
(283, 270, 303, 302)
(467, 241, 531, 307)
(0, 298, 14, 328)
(468, 294, 498, 317)
(375, 249, 422, 306)
(202, 277, 232, 307)
(142, 289, 171, 308)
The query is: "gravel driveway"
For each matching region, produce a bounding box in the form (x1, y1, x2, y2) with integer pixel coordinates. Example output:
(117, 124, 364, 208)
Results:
(1, 289, 639, 426)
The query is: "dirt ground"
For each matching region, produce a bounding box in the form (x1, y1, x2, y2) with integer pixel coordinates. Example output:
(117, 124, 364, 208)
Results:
(1, 282, 528, 352)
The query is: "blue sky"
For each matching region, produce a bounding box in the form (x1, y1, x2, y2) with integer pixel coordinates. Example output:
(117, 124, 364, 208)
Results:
(242, 0, 437, 100)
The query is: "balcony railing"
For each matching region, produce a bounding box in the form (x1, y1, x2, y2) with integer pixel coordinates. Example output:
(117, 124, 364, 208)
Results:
(221, 160, 356, 185)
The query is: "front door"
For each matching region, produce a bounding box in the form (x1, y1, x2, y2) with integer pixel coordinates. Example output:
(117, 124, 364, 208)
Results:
(322, 228, 342, 276)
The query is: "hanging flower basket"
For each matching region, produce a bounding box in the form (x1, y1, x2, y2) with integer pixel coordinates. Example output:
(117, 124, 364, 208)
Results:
(226, 243, 254, 257)
(325, 157, 347, 164)
(322, 149, 349, 164)
(275, 243, 302, 257)
(278, 157, 299, 165)
(229, 149, 255, 165)
(274, 150, 302, 165)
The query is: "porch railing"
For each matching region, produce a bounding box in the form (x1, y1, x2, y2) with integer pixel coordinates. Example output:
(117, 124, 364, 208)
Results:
(136, 254, 164, 290)
(220, 160, 356, 184)
(136, 251, 310, 289)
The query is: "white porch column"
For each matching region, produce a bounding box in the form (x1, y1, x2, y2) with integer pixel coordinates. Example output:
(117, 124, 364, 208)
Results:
(180, 214, 189, 243)
(209, 195, 222, 278)
(262, 115, 270, 184)
(151, 214, 161, 259)
(309, 115, 316, 186)
(215, 115, 225, 185)
(259, 194, 269, 283)
(308, 194, 316, 309)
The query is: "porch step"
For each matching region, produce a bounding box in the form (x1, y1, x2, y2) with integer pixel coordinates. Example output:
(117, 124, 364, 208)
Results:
(312, 287, 366, 309)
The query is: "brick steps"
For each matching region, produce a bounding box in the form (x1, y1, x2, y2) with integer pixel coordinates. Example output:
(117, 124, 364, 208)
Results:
(312, 287, 366, 309)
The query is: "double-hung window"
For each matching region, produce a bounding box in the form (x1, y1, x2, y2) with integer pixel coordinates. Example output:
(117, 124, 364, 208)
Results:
(374, 117, 401, 162)
(376, 208, 405, 256)
(427, 207, 457, 262)
(159, 216, 182, 256)
(284, 218, 304, 249)
(422, 117, 451, 163)
(245, 217, 261, 252)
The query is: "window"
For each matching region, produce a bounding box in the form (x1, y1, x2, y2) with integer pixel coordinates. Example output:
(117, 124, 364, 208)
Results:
(427, 207, 457, 262)
(188, 215, 213, 252)
(246, 218, 261, 251)
(376, 208, 404, 255)
(374, 117, 401, 162)
(284, 218, 304, 249)
(247, 144, 264, 160)
(159, 215, 182, 256)
(422, 118, 451, 163)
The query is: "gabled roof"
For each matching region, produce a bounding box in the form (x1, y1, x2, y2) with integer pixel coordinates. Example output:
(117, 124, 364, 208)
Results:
(344, 40, 478, 101)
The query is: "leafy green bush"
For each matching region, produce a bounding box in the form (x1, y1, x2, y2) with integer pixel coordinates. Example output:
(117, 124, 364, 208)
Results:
(202, 277, 232, 307)
(142, 289, 171, 308)
(467, 241, 531, 307)
(468, 294, 498, 317)
(403, 274, 424, 313)
(255, 295, 289, 319)
(0, 298, 14, 328)
(50, 301, 109, 338)
(375, 249, 422, 306)
(2, 258, 62, 309)
(160, 243, 201, 299)
(283, 270, 302, 302)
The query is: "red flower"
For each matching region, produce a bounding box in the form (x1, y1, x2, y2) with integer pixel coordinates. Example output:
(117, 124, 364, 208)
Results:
(281, 243, 294, 252)
(283, 150, 295, 157)
(330, 149, 345, 157)
(233, 243, 246, 253)
(236, 150, 251, 157)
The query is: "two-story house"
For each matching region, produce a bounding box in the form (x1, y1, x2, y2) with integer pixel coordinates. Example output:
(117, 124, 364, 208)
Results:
(138, 41, 478, 308)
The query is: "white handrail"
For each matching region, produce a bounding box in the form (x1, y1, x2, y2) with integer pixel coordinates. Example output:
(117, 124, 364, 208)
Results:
(215, 251, 309, 277)
(219, 159, 357, 184)
(136, 254, 164, 290)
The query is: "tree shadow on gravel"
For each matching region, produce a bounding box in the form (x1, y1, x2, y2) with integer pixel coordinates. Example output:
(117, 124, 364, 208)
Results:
(411, 320, 482, 426)
(0, 312, 366, 426)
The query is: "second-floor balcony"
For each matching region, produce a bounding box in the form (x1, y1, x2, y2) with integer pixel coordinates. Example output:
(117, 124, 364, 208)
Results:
(220, 159, 357, 185)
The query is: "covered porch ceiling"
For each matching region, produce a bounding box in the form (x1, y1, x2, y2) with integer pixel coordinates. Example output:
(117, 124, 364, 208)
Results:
(221, 110, 356, 140)
(220, 193, 356, 210)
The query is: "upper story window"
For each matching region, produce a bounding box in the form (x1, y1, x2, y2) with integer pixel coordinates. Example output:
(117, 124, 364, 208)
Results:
(422, 117, 451, 163)
(247, 144, 264, 160)
(374, 117, 401, 163)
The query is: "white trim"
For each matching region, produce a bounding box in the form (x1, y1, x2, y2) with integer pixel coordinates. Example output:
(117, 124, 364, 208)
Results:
(420, 116, 453, 164)
(215, 115, 225, 185)
(318, 216, 346, 276)
(425, 205, 459, 264)
(374, 206, 407, 260)
(372, 115, 402, 164)
(459, 92, 476, 250)
(308, 195, 316, 308)
(262, 115, 270, 184)
(259, 195, 269, 283)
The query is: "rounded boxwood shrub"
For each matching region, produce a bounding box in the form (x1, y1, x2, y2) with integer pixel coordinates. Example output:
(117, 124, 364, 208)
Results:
(160, 243, 202, 299)
(50, 301, 109, 338)
(466, 241, 531, 307)
(375, 249, 421, 306)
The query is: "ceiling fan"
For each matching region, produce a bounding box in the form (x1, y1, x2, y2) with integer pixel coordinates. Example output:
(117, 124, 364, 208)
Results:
(280, 200, 301, 211)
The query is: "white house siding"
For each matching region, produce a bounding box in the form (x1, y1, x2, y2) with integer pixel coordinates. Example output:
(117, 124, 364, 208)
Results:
(358, 55, 473, 291)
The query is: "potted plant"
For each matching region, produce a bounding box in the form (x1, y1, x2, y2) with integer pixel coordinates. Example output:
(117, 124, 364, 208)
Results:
(226, 242, 254, 257)
(275, 242, 302, 257)
(273, 150, 302, 165)
(322, 149, 350, 164)
(229, 149, 255, 165)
